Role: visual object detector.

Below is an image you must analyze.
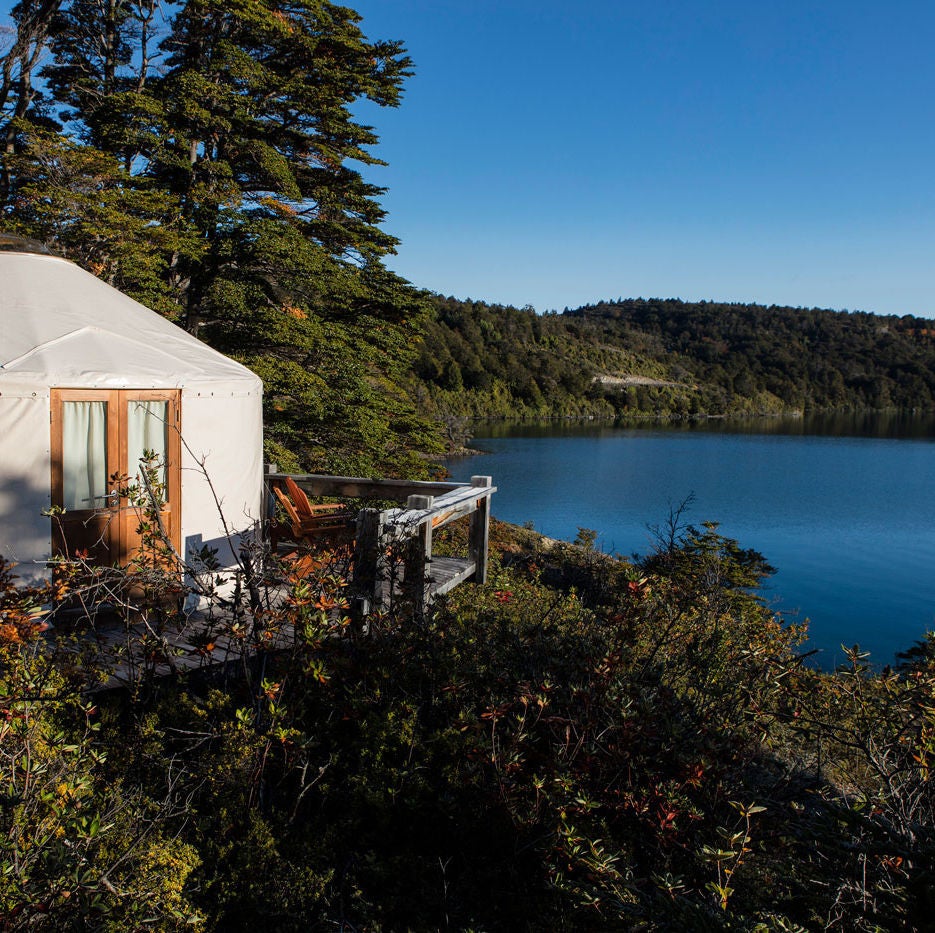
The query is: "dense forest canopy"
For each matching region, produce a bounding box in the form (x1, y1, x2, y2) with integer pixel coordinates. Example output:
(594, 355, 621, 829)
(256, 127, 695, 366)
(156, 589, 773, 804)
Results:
(414, 294, 935, 425)
(0, 0, 444, 475)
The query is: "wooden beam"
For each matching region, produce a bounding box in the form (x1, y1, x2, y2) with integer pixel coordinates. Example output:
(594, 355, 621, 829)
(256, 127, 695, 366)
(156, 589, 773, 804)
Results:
(389, 483, 496, 530)
(404, 494, 434, 620)
(269, 473, 463, 501)
(263, 462, 278, 525)
(469, 476, 492, 584)
(353, 508, 385, 609)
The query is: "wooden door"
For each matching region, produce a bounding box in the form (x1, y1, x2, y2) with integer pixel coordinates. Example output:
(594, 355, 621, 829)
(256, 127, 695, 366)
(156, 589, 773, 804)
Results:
(50, 389, 181, 565)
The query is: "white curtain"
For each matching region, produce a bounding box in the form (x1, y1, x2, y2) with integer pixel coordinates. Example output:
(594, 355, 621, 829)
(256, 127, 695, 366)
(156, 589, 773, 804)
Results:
(127, 400, 168, 490)
(62, 401, 107, 510)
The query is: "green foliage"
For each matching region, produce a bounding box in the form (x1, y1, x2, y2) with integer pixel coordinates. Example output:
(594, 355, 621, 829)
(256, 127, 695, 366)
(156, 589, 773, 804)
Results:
(571, 297, 935, 413)
(781, 645, 935, 929)
(1, 122, 199, 316)
(573, 526, 598, 550)
(413, 294, 935, 427)
(3, 513, 935, 929)
(0, 559, 203, 930)
(0, 0, 444, 475)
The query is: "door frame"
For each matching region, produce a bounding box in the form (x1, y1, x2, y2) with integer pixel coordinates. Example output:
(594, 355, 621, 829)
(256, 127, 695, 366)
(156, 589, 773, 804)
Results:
(50, 388, 182, 563)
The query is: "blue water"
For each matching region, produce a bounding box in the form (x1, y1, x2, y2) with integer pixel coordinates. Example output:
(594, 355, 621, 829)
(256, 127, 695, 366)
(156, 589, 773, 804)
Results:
(445, 415, 935, 668)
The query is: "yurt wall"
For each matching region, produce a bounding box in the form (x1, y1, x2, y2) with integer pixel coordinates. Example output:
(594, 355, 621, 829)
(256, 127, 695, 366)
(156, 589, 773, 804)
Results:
(0, 241, 264, 584)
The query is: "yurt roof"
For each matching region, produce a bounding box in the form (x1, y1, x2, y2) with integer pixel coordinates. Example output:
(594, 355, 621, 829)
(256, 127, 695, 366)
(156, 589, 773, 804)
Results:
(0, 246, 260, 396)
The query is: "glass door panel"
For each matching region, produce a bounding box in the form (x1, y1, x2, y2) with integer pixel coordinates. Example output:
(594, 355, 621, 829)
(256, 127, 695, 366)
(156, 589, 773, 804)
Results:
(51, 390, 120, 563)
(61, 400, 109, 510)
(127, 400, 169, 491)
(121, 395, 179, 564)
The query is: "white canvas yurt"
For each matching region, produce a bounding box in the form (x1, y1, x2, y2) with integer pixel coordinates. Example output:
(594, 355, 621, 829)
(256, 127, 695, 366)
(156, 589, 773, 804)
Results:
(0, 236, 264, 584)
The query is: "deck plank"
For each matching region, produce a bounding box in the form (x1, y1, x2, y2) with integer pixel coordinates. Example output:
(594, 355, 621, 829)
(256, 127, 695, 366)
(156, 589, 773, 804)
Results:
(428, 556, 477, 597)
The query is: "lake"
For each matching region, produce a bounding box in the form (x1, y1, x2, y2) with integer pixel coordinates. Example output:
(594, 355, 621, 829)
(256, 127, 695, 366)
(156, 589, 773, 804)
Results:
(444, 413, 935, 668)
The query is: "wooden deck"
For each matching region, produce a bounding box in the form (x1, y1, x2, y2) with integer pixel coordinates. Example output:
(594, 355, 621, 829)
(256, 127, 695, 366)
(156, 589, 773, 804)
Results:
(60, 471, 497, 690)
(55, 594, 294, 691)
(268, 470, 497, 618)
(80, 554, 482, 691)
(428, 555, 477, 597)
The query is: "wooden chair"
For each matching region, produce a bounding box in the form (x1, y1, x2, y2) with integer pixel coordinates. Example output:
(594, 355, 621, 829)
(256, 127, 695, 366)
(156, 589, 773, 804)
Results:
(271, 476, 355, 547)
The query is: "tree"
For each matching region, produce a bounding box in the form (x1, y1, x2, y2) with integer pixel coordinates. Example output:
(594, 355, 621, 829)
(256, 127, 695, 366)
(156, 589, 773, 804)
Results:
(0, 0, 60, 199)
(0, 0, 443, 474)
(2, 122, 197, 314)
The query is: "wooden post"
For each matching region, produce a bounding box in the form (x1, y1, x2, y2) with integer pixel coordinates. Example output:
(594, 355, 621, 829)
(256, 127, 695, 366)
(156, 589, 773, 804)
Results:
(469, 476, 492, 584)
(263, 462, 278, 525)
(405, 494, 433, 619)
(353, 508, 384, 612)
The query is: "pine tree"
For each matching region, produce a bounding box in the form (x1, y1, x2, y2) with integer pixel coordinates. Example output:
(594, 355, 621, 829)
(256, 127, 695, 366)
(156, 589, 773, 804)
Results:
(0, 0, 443, 474)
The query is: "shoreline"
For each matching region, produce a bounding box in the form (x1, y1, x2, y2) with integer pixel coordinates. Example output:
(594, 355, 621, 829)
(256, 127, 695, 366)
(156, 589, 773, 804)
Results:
(438, 406, 934, 457)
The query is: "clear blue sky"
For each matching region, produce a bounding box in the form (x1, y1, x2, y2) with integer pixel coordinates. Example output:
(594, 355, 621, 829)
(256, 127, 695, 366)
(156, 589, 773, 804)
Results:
(3, 0, 933, 316)
(351, 0, 935, 317)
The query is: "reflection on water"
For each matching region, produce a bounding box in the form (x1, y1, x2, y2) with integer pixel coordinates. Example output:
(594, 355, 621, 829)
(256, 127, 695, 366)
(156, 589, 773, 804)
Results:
(471, 411, 935, 442)
(446, 414, 935, 669)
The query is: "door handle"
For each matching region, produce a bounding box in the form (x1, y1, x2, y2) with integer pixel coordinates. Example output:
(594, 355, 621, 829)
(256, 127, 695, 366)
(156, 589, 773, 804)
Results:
(83, 492, 120, 505)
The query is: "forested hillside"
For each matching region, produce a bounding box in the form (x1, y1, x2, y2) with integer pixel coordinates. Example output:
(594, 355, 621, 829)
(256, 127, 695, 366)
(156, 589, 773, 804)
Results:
(414, 295, 935, 424)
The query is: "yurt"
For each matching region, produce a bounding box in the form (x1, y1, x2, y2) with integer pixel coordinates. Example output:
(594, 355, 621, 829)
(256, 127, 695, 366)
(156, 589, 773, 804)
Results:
(0, 236, 264, 584)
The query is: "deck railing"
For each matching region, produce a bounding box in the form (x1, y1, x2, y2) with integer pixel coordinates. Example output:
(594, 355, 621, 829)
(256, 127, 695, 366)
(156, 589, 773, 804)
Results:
(265, 470, 496, 616)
